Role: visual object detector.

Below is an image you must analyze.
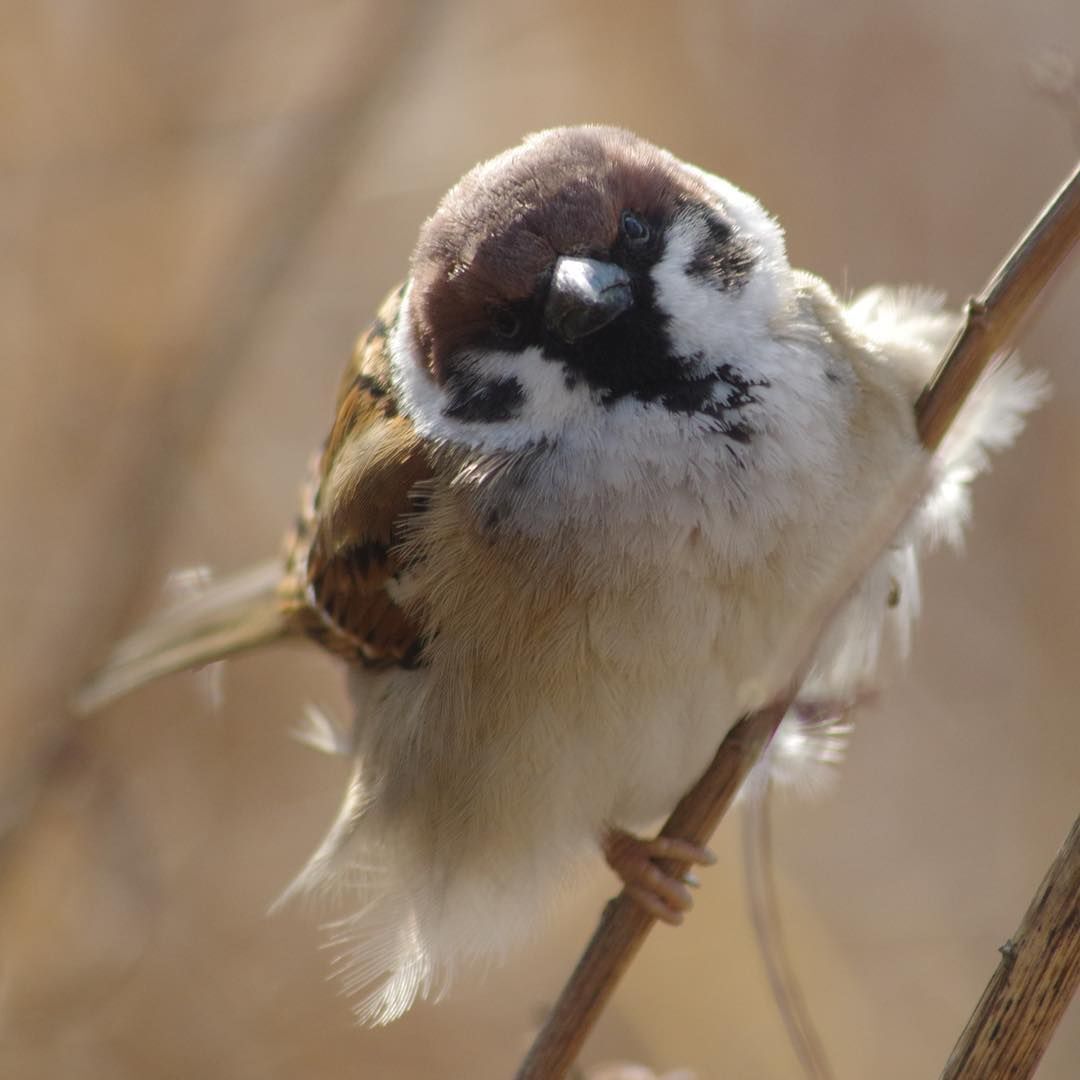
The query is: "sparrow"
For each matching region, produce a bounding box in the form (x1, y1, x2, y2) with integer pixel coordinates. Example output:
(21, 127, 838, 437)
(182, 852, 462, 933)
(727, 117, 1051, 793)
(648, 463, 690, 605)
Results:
(75, 125, 1044, 1025)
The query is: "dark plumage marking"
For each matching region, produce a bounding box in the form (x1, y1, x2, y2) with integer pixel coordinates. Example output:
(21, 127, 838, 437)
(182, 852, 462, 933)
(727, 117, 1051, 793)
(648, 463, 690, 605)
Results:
(443, 374, 525, 423)
(645, 361, 767, 442)
(655, 371, 721, 414)
(399, 636, 428, 669)
(484, 504, 505, 533)
(685, 212, 757, 292)
(349, 372, 399, 418)
(715, 419, 753, 444)
(368, 313, 390, 342)
(697, 365, 768, 442)
(345, 541, 388, 579)
(285, 283, 431, 671)
(353, 373, 386, 399)
(709, 363, 769, 410)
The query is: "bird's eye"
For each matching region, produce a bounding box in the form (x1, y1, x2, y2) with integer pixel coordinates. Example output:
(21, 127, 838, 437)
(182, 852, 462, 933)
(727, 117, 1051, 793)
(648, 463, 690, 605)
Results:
(620, 211, 651, 245)
(491, 309, 522, 340)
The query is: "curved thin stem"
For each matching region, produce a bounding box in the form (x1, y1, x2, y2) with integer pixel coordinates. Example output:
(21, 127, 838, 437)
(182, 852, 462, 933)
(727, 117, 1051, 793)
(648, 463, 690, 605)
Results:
(741, 774, 834, 1080)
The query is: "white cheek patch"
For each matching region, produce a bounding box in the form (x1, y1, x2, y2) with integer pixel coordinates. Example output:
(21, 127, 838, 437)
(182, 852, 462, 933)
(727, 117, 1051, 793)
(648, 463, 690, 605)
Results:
(652, 217, 735, 363)
(647, 195, 853, 517)
(680, 165, 788, 269)
(651, 211, 781, 375)
(455, 345, 599, 439)
(389, 286, 594, 453)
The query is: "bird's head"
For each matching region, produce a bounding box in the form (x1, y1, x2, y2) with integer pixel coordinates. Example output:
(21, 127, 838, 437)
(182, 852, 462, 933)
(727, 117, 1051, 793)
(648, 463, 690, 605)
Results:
(390, 126, 851, 536)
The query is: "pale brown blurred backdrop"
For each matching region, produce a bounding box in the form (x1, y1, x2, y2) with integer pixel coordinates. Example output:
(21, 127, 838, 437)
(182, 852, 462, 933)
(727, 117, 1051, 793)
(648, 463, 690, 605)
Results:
(1, 2, 1078, 1077)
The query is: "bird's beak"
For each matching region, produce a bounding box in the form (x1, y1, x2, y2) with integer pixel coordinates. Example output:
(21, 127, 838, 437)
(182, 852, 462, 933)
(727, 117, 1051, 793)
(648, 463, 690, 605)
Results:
(545, 256, 633, 342)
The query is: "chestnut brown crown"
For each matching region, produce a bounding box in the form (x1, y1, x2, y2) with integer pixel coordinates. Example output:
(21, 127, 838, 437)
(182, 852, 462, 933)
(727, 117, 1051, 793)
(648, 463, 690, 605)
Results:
(408, 125, 718, 381)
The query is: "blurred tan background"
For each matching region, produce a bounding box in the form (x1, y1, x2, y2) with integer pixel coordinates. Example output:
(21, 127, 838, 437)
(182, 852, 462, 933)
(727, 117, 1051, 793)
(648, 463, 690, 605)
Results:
(2, 2, 1078, 1077)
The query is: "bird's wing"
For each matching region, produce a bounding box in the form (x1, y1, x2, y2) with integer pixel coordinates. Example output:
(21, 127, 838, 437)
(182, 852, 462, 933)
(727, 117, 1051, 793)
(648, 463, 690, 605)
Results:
(286, 284, 432, 667)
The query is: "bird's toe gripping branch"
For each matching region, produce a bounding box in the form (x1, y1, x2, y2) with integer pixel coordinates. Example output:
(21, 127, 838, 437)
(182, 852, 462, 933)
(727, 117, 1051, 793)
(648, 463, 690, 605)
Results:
(602, 828, 718, 926)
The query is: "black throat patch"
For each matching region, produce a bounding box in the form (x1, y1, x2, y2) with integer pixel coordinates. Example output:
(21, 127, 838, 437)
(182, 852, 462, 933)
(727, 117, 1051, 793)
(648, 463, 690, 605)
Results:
(539, 209, 765, 437)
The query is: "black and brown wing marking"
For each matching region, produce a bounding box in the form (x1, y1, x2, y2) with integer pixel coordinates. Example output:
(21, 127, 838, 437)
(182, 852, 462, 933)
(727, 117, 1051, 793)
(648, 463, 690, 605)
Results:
(283, 285, 432, 668)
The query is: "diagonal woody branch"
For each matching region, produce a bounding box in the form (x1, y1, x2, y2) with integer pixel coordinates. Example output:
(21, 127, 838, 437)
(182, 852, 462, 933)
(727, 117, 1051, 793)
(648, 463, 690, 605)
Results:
(941, 812, 1080, 1080)
(918, 162, 1080, 449)
(515, 161, 1080, 1080)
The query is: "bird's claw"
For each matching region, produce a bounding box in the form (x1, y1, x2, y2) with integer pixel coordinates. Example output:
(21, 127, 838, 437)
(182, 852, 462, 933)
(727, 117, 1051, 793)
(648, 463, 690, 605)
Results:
(602, 828, 716, 926)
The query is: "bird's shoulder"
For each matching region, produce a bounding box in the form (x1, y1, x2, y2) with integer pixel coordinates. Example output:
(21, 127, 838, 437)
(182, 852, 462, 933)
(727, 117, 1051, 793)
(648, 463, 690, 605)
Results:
(285, 284, 432, 668)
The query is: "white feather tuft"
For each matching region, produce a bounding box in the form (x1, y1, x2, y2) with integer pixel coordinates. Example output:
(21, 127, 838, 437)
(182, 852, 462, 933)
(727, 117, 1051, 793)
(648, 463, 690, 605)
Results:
(752, 704, 855, 799)
(292, 703, 354, 756)
(921, 358, 1050, 549)
(324, 900, 445, 1026)
(763, 291, 1045, 792)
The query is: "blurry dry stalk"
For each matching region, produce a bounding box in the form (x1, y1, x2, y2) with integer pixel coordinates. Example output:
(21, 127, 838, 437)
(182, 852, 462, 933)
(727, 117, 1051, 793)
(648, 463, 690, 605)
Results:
(1028, 51, 1080, 151)
(515, 162, 1080, 1080)
(941, 813, 1080, 1079)
(0, 2, 433, 879)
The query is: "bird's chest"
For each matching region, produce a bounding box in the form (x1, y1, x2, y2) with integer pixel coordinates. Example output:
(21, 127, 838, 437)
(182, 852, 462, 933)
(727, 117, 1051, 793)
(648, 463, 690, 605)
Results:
(410, 525, 787, 830)
(560, 561, 769, 826)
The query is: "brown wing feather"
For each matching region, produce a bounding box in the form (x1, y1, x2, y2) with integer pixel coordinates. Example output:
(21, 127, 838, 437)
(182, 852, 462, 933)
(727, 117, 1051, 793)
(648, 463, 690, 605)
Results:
(284, 285, 431, 667)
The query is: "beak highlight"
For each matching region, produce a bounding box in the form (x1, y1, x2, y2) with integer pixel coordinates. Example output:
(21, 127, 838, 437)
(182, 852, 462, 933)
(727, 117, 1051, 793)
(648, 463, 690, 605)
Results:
(545, 257, 633, 343)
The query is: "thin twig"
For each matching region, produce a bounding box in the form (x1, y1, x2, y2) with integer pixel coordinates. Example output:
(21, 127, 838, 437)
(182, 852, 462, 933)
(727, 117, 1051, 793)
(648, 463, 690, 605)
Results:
(516, 163, 1080, 1080)
(917, 161, 1080, 449)
(940, 813, 1080, 1080)
(742, 774, 834, 1080)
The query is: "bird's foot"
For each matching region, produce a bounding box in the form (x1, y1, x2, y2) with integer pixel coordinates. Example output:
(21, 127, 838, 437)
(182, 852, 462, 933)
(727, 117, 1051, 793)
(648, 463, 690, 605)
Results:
(602, 828, 716, 926)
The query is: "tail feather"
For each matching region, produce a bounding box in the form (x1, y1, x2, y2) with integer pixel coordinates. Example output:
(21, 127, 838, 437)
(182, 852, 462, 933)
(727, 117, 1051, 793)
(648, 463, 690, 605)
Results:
(270, 765, 444, 1026)
(73, 560, 299, 714)
(326, 899, 445, 1026)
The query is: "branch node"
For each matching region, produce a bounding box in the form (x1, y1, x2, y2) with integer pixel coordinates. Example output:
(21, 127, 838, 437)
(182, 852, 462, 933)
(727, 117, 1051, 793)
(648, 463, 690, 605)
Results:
(998, 939, 1018, 967)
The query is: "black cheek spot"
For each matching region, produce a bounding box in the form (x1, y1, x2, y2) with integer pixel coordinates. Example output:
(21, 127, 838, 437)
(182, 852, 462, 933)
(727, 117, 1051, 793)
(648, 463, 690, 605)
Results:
(442, 375, 525, 423)
(685, 213, 757, 292)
